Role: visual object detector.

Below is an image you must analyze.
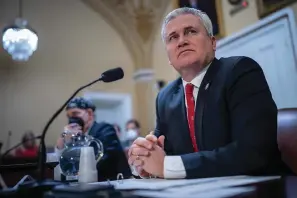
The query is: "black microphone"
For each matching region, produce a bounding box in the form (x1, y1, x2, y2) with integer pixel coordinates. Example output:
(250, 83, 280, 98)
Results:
(38, 67, 124, 181)
(99, 67, 124, 82)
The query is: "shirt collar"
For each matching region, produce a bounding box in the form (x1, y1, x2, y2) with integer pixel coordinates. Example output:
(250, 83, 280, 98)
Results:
(182, 63, 211, 89)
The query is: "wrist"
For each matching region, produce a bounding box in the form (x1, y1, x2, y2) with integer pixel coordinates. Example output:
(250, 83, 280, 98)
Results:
(56, 139, 64, 150)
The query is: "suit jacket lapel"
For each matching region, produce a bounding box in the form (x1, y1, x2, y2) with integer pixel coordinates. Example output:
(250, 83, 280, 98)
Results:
(172, 80, 194, 153)
(195, 58, 220, 150)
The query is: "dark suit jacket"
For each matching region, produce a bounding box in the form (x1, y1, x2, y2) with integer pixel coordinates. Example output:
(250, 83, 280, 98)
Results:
(89, 121, 132, 181)
(155, 56, 287, 179)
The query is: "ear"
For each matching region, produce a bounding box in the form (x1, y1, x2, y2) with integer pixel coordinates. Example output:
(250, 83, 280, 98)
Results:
(211, 36, 216, 51)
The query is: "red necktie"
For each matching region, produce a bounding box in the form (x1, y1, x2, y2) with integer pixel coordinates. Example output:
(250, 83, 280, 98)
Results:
(185, 83, 199, 152)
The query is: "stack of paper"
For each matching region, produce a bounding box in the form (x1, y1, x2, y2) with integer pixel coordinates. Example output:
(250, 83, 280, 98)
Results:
(93, 175, 279, 190)
(90, 175, 280, 197)
(132, 187, 256, 198)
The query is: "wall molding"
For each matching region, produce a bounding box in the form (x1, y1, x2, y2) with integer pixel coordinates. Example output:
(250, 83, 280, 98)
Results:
(133, 68, 154, 82)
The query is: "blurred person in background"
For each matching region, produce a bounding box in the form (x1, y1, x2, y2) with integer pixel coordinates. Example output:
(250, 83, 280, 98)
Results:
(123, 119, 140, 147)
(15, 131, 38, 158)
(55, 97, 131, 181)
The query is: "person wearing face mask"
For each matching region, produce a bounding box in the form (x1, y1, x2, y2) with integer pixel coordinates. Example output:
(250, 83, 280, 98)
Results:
(123, 119, 140, 147)
(55, 97, 132, 181)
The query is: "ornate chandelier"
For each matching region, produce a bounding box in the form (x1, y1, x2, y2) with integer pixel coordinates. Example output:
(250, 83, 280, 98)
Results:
(2, 0, 38, 61)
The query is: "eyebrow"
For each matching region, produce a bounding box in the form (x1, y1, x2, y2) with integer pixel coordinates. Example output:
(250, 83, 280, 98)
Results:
(167, 25, 196, 38)
(184, 26, 195, 31)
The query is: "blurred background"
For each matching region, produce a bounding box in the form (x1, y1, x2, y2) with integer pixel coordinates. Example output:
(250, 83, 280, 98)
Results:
(0, 0, 297, 155)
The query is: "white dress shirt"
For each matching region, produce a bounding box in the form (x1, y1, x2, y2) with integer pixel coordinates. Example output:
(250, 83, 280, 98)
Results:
(163, 65, 210, 179)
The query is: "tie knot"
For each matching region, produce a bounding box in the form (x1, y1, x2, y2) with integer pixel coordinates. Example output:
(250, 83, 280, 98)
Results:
(185, 83, 194, 94)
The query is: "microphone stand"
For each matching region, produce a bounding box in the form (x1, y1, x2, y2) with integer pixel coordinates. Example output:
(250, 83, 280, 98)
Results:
(38, 77, 102, 181)
(0, 77, 103, 198)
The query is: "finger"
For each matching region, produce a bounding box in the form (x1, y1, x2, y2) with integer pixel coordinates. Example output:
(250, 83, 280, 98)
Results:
(158, 135, 165, 149)
(131, 147, 150, 156)
(128, 144, 141, 157)
(64, 126, 72, 134)
(128, 147, 132, 157)
(133, 159, 143, 167)
(71, 126, 82, 132)
(136, 166, 146, 175)
(145, 134, 158, 143)
(128, 155, 142, 166)
(136, 166, 143, 175)
(128, 155, 141, 163)
(68, 123, 80, 128)
(73, 129, 82, 135)
(128, 156, 134, 165)
(134, 137, 153, 150)
(136, 167, 150, 177)
(128, 144, 139, 157)
(65, 134, 73, 139)
(64, 125, 81, 133)
(128, 146, 149, 159)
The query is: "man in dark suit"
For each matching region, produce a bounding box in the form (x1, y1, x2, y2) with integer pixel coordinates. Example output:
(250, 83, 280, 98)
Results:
(55, 97, 131, 181)
(128, 7, 284, 179)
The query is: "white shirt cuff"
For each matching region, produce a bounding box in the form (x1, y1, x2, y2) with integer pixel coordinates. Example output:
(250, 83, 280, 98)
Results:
(163, 156, 186, 179)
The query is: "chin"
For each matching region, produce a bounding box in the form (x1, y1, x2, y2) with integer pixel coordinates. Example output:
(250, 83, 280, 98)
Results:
(176, 58, 200, 70)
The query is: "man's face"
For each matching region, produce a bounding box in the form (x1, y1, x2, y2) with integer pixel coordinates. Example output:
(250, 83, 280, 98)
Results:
(66, 108, 92, 128)
(164, 14, 216, 72)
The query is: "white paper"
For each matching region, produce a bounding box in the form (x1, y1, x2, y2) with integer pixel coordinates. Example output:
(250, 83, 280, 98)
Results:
(132, 187, 256, 198)
(91, 175, 278, 191)
(88, 175, 280, 198)
(164, 175, 280, 194)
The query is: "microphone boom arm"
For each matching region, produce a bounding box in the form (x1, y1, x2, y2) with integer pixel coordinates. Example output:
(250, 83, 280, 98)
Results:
(38, 77, 102, 180)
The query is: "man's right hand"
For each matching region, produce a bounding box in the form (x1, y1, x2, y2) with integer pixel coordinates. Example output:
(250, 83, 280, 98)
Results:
(128, 132, 165, 177)
(56, 123, 82, 150)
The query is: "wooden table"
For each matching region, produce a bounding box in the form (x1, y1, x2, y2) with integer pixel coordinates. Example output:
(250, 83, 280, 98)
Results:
(0, 156, 56, 187)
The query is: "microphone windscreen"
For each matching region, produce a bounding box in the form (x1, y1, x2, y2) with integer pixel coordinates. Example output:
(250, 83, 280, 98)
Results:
(100, 67, 124, 82)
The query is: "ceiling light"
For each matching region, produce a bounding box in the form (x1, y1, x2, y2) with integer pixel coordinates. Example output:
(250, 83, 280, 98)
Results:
(2, 18, 38, 61)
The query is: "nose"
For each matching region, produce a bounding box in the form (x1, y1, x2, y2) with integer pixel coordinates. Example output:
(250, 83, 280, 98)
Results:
(177, 35, 189, 48)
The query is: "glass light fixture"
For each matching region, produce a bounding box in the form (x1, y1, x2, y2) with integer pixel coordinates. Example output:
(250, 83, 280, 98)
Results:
(2, 18, 38, 61)
(2, 0, 38, 61)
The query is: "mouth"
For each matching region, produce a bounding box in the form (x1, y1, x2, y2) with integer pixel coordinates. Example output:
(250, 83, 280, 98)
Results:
(178, 49, 194, 57)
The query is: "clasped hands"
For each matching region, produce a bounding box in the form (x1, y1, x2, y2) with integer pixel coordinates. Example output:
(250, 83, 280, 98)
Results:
(128, 133, 166, 178)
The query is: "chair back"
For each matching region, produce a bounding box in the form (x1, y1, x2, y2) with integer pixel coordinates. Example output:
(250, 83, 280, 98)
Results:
(278, 108, 297, 174)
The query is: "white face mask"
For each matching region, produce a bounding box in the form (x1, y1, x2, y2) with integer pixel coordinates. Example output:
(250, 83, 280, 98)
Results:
(126, 129, 138, 140)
